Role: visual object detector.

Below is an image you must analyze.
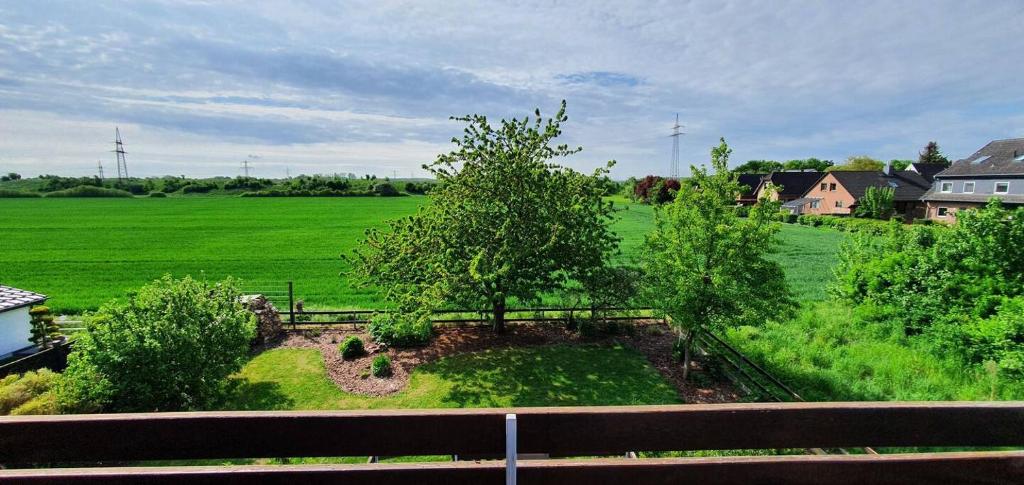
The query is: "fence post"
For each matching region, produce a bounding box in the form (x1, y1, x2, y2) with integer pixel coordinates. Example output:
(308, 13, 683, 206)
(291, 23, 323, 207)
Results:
(287, 281, 295, 330)
(506, 413, 517, 485)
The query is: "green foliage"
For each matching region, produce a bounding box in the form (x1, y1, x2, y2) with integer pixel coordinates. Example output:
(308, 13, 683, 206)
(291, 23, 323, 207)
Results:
(373, 182, 400, 196)
(28, 305, 60, 348)
(919, 141, 951, 166)
(732, 160, 783, 174)
(889, 159, 913, 171)
(0, 369, 59, 415)
(828, 156, 884, 172)
(642, 138, 794, 378)
(1, 172, 22, 182)
(43, 185, 134, 197)
(371, 354, 392, 377)
(783, 158, 833, 172)
(796, 214, 909, 236)
(56, 275, 256, 412)
(351, 101, 619, 332)
(0, 189, 40, 198)
(339, 336, 366, 360)
(853, 186, 895, 219)
(148, 191, 168, 197)
(367, 311, 432, 348)
(933, 297, 1024, 376)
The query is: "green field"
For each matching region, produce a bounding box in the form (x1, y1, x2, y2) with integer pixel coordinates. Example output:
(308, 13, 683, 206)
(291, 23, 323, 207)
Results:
(0, 197, 841, 313)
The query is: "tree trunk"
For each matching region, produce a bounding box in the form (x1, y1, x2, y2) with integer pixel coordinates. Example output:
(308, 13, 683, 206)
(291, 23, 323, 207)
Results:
(493, 298, 506, 334)
(681, 330, 694, 381)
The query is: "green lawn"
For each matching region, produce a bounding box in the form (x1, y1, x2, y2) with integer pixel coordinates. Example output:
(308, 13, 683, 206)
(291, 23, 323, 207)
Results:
(222, 344, 682, 410)
(0, 196, 839, 312)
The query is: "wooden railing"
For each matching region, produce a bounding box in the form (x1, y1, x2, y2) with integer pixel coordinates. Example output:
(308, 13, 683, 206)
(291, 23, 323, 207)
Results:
(1, 402, 1022, 483)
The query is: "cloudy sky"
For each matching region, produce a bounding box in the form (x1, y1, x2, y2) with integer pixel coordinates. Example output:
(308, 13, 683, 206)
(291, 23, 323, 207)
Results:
(1, 1, 1022, 178)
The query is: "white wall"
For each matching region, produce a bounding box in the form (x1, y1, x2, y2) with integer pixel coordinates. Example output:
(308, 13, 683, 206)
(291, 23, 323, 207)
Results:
(0, 307, 32, 357)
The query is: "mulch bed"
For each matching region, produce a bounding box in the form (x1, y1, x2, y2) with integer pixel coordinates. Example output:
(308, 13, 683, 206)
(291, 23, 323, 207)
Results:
(274, 321, 742, 404)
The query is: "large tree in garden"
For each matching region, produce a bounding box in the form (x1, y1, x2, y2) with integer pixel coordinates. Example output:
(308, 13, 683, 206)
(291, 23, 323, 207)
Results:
(918, 141, 951, 166)
(351, 101, 619, 333)
(642, 138, 793, 379)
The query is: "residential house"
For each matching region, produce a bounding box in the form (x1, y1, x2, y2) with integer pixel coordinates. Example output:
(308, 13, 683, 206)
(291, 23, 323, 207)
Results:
(752, 171, 823, 203)
(906, 162, 947, 183)
(921, 138, 1024, 221)
(736, 173, 765, 205)
(0, 285, 47, 359)
(794, 166, 930, 218)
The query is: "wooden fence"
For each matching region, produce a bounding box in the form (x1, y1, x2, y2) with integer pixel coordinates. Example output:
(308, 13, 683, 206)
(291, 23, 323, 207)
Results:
(1, 402, 1022, 483)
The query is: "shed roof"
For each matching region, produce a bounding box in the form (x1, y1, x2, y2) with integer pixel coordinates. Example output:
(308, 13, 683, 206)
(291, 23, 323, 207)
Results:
(0, 286, 48, 313)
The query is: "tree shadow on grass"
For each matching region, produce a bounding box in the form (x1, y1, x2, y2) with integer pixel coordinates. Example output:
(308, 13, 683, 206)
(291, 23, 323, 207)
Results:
(219, 378, 295, 411)
(424, 344, 681, 408)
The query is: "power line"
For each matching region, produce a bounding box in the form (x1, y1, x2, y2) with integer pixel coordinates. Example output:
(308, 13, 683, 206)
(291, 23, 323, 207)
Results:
(669, 114, 685, 178)
(97, 160, 104, 180)
(241, 158, 252, 178)
(113, 127, 128, 182)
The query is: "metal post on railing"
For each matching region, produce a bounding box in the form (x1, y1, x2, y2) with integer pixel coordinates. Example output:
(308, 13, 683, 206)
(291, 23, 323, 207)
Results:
(287, 281, 295, 330)
(506, 413, 517, 485)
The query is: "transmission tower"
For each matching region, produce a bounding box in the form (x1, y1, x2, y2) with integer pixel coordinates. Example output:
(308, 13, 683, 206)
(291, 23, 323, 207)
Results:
(97, 160, 105, 180)
(669, 114, 685, 178)
(241, 159, 252, 178)
(113, 127, 128, 182)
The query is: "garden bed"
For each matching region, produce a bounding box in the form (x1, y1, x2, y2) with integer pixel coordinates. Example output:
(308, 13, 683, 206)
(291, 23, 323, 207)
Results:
(272, 322, 740, 404)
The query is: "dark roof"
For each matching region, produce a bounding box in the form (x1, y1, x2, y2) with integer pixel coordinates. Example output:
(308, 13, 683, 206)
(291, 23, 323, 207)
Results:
(737, 173, 765, 198)
(0, 285, 47, 312)
(938, 138, 1024, 177)
(759, 171, 824, 197)
(827, 170, 930, 202)
(909, 163, 947, 182)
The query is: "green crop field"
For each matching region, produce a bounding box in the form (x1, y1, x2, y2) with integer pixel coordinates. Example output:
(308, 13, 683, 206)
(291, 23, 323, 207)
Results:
(0, 197, 842, 313)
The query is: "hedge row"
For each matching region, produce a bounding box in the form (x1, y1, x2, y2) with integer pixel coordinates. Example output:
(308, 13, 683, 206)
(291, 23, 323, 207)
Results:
(0, 189, 41, 198)
(43, 185, 134, 198)
(794, 214, 911, 235)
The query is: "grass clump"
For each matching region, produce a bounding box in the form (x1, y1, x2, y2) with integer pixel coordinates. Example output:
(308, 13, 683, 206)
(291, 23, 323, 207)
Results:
(339, 336, 365, 360)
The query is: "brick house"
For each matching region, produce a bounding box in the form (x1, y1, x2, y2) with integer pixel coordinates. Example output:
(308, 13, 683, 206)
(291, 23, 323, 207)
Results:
(921, 138, 1024, 221)
(793, 167, 929, 218)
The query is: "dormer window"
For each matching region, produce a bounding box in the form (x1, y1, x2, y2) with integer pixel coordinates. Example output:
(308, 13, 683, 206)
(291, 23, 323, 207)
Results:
(940, 182, 953, 193)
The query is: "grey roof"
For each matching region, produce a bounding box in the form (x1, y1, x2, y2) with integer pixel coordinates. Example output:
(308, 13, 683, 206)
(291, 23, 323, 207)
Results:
(0, 285, 47, 312)
(937, 138, 1024, 177)
(759, 171, 824, 197)
(827, 170, 930, 202)
(921, 192, 1024, 204)
(909, 163, 947, 183)
(782, 197, 819, 207)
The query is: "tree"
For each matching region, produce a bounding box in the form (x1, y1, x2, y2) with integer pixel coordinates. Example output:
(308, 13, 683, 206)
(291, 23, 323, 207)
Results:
(854, 186, 895, 219)
(1, 172, 21, 182)
(783, 158, 833, 172)
(634, 175, 681, 204)
(919, 141, 951, 166)
(642, 138, 793, 379)
(732, 160, 783, 174)
(828, 156, 884, 171)
(351, 101, 619, 333)
(28, 306, 60, 349)
(56, 276, 256, 412)
(890, 159, 913, 171)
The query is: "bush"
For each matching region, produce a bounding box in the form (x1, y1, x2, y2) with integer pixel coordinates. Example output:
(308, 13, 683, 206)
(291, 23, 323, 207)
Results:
(181, 181, 219, 194)
(795, 214, 906, 236)
(0, 369, 58, 415)
(367, 311, 432, 348)
(773, 211, 797, 223)
(55, 275, 256, 412)
(28, 305, 60, 348)
(339, 336, 366, 359)
(371, 355, 392, 377)
(44, 185, 133, 198)
(0, 189, 40, 198)
(734, 205, 750, 217)
(148, 191, 167, 198)
(933, 297, 1024, 377)
(374, 182, 400, 197)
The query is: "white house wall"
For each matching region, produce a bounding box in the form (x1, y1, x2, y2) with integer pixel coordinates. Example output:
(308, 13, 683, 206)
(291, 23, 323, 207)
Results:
(0, 307, 32, 357)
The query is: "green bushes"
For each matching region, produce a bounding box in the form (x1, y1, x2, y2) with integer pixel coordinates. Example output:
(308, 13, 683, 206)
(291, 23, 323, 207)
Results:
(371, 355, 392, 377)
(339, 336, 366, 359)
(734, 205, 750, 217)
(56, 275, 256, 412)
(44, 185, 133, 198)
(0, 189, 40, 198)
(773, 211, 797, 223)
(0, 370, 59, 415)
(367, 311, 432, 348)
(148, 191, 167, 197)
(373, 182, 400, 196)
(181, 181, 220, 193)
(796, 214, 905, 236)
(28, 305, 60, 348)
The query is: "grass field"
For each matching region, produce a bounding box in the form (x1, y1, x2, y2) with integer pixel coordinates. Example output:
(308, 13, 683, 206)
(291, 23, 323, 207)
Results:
(0, 197, 841, 312)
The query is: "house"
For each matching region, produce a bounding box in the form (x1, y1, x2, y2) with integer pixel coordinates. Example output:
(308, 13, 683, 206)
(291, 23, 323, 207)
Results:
(906, 162, 947, 183)
(0, 285, 47, 359)
(752, 171, 823, 202)
(921, 138, 1024, 221)
(794, 166, 930, 218)
(736, 173, 766, 205)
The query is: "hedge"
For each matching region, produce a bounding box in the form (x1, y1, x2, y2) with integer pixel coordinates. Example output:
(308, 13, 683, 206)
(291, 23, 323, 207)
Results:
(794, 214, 909, 235)
(0, 189, 41, 198)
(43, 186, 134, 198)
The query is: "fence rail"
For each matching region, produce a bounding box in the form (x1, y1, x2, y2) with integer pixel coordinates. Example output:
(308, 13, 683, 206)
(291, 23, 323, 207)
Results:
(1, 402, 1022, 483)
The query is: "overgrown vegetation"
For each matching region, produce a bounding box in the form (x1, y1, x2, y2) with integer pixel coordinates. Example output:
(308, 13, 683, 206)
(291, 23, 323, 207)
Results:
(853, 186, 894, 219)
(367, 311, 432, 348)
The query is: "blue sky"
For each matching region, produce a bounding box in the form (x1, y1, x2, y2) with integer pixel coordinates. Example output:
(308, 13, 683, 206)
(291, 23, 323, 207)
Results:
(1, 0, 1022, 178)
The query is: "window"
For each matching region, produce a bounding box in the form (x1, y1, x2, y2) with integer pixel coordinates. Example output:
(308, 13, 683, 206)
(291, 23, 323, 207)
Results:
(820, 183, 827, 191)
(937, 207, 949, 217)
(940, 182, 953, 193)
(835, 200, 844, 208)
(829, 183, 837, 191)
(995, 182, 1010, 194)
(963, 181, 975, 193)
(810, 200, 821, 209)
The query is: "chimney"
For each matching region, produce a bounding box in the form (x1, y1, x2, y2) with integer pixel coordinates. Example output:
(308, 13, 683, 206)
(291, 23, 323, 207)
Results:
(884, 161, 895, 176)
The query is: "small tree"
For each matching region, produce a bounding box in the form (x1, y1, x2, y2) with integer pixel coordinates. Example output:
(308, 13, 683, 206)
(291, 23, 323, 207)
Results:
(919, 141, 951, 166)
(28, 306, 60, 349)
(351, 101, 619, 333)
(642, 138, 794, 379)
(855, 186, 895, 219)
(828, 156, 884, 171)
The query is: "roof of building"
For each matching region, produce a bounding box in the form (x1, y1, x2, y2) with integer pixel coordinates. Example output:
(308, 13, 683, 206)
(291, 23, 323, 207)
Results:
(782, 197, 819, 208)
(759, 171, 824, 197)
(826, 170, 930, 202)
(908, 163, 947, 182)
(937, 138, 1024, 177)
(0, 285, 47, 313)
(737, 173, 766, 198)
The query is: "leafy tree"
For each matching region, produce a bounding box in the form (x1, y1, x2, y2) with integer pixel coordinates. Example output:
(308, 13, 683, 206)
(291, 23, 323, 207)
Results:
(56, 276, 256, 412)
(854, 186, 895, 219)
(889, 159, 913, 171)
(351, 101, 619, 333)
(732, 160, 783, 174)
(783, 158, 833, 172)
(633, 175, 680, 204)
(642, 138, 794, 379)
(1, 172, 21, 182)
(828, 156, 884, 171)
(919, 141, 951, 166)
(28, 306, 60, 349)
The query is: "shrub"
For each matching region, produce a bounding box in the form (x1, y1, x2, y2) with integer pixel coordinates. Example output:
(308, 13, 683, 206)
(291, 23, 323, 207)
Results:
(374, 182, 400, 197)
(734, 205, 750, 218)
(148, 191, 168, 197)
(181, 181, 219, 194)
(371, 355, 392, 377)
(339, 336, 366, 359)
(44, 185, 133, 198)
(28, 305, 60, 348)
(55, 275, 256, 412)
(0, 369, 58, 415)
(0, 189, 40, 198)
(367, 311, 432, 348)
